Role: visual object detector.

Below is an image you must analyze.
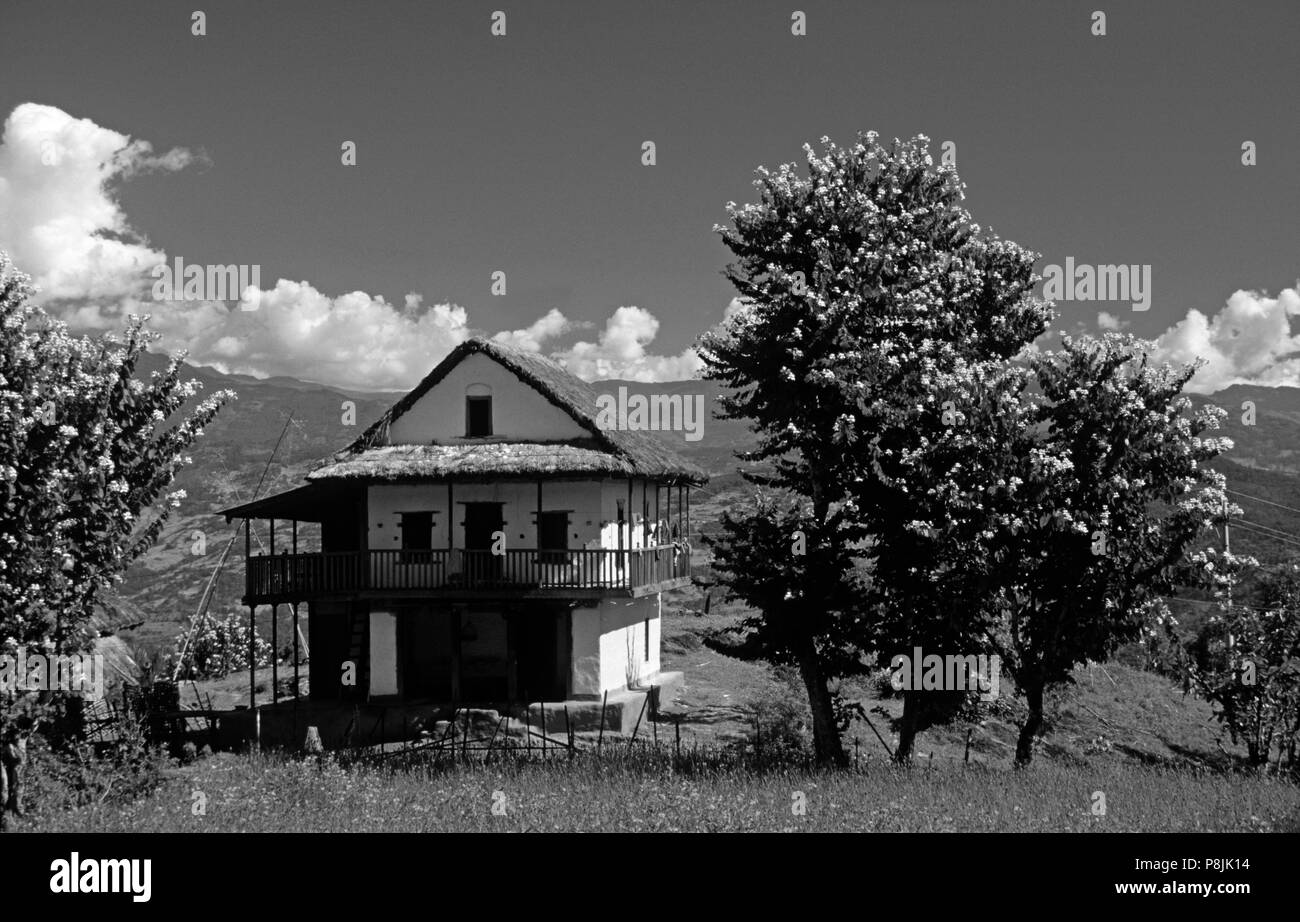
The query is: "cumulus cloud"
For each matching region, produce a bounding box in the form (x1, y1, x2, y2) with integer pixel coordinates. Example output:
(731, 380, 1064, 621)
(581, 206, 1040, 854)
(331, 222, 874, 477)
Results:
(0, 103, 197, 304)
(180, 280, 476, 393)
(1097, 311, 1128, 331)
(723, 297, 753, 322)
(554, 306, 702, 382)
(1151, 286, 1300, 393)
(492, 308, 572, 352)
(0, 103, 700, 389)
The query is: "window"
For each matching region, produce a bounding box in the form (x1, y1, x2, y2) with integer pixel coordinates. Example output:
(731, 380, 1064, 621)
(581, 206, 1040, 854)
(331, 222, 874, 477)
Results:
(465, 396, 493, 437)
(399, 511, 433, 562)
(538, 511, 568, 564)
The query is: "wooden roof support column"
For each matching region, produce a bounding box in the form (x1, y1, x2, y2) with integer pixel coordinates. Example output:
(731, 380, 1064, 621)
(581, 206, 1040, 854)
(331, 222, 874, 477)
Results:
(271, 602, 279, 706)
(292, 602, 300, 704)
(248, 603, 257, 712)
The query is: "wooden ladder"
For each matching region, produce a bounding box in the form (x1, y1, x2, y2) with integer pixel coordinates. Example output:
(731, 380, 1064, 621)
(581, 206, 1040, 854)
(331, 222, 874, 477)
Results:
(344, 607, 367, 697)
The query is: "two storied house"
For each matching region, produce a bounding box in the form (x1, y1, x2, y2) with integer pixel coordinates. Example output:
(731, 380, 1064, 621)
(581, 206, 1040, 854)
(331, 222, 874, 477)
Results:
(221, 338, 705, 746)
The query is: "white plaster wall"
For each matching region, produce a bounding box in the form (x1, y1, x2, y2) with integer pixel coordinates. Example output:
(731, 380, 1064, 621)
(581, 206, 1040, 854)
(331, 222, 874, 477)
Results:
(599, 478, 672, 550)
(369, 610, 399, 697)
(570, 595, 662, 695)
(387, 352, 590, 444)
(368, 480, 607, 554)
(570, 605, 602, 697)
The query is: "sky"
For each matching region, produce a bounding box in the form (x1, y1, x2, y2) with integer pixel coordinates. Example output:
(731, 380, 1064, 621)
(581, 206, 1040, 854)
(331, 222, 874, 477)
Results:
(0, 0, 1297, 393)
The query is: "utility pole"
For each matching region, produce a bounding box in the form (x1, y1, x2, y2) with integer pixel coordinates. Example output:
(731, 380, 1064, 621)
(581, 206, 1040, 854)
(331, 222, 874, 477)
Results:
(1224, 495, 1235, 658)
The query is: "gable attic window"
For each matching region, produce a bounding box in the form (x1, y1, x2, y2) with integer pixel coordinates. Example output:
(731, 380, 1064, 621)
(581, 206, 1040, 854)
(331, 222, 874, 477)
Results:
(465, 395, 493, 437)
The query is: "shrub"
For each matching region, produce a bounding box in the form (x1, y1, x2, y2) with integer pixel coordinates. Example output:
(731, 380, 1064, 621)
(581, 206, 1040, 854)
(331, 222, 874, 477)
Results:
(173, 611, 273, 680)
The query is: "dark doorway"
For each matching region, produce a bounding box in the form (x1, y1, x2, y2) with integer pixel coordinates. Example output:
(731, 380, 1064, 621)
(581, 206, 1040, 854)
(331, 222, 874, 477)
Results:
(515, 607, 567, 702)
(402, 608, 452, 699)
(463, 502, 504, 583)
(538, 511, 568, 564)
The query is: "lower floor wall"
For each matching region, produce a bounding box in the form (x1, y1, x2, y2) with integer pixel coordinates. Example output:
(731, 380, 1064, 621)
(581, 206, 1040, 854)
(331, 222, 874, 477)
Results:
(305, 594, 664, 704)
(571, 595, 661, 698)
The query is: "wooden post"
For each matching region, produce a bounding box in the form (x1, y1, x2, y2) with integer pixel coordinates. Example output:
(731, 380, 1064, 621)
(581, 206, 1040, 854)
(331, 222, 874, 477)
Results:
(271, 602, 279, 705)
(626, 478, 634, 589)
(506, 611, 518, 702)
(685, 486, 690, 544)
(447, 482, 454, 550)
(450, 607, 462, 703)
(293, 603, 300, 700)
(598, 691, 607, 750)
(248, 604, 256, 710)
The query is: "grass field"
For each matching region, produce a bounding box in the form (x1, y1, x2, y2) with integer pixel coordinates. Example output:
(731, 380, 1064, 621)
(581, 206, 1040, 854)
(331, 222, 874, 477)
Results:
(33, 748, 1299, 833)
(19, 555, 1300, 834)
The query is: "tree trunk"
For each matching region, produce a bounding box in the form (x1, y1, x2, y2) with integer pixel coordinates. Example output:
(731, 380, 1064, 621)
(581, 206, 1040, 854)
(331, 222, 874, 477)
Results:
(794, 641, 848, 768)
(894, 691, 920, 764)
(0, 733, 25, 828)
(1015, 682, 1044, 767)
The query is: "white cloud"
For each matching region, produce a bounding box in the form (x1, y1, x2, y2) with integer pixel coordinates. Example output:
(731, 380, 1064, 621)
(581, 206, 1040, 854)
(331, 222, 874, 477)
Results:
(492, 308, 571, 352)
(0, 102, 197, 304)
(180, 280, 475, 393)
(1097, 310, 1128, 331)
(1151, 286, 1300, 393)
(0, 103, 700, 389)
(553, 306, 702, 382)
(723, 297, 753, 322)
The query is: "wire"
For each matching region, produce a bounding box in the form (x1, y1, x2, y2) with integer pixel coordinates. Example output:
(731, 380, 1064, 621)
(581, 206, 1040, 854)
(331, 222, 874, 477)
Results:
(1226, 489, 1300, 517)
(1233, 523, 1300, 550)
(1238, 519, 1300, 542)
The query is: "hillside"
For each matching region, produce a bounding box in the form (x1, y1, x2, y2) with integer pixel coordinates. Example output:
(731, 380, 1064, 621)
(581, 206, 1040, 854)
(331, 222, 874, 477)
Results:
(115, 356, 1300, 657)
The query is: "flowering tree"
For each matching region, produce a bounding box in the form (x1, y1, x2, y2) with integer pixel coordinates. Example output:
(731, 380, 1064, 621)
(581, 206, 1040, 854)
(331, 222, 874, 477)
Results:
(172, 611, 272, 680)
(1182, 565, 1300, 769)
(880, 334, 1234, 765)
(700, 133, 1050, 765)
(0, 252, 233, 679)
(704, 493, 870, 765)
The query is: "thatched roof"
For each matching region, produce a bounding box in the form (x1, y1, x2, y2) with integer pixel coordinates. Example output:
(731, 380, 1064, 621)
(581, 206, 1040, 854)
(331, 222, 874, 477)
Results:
(309, 442, 658, 482)
(311, 338, 706, 484)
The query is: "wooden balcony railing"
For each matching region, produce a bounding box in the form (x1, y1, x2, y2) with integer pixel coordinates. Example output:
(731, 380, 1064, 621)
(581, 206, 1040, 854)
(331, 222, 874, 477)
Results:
(245, 546, 691, 602)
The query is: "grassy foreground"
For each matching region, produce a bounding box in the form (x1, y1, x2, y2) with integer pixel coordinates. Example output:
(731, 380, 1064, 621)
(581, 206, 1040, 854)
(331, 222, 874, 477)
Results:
(34, 748, 1299, 833)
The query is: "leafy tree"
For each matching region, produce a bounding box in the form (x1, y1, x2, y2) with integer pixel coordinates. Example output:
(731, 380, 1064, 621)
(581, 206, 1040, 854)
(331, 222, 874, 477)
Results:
(883, 334, 1233, 765)
(0, 252, 233, 691)
(173, 611, 272, 680)
(1183, 565, 1300, 769)
(866, 357, 1031, 760)
(700, 133, 1049, 765)
(704, 493, 869, 766)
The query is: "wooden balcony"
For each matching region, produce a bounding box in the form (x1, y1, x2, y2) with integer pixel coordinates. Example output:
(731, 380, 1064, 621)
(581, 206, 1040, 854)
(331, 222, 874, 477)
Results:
(243, 546, 692, 605)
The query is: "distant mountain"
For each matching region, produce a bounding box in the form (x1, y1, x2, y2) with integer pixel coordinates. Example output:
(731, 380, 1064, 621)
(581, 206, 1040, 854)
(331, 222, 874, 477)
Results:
(113, 356, 1300, 648)
(1194, 384, 1300, 474)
